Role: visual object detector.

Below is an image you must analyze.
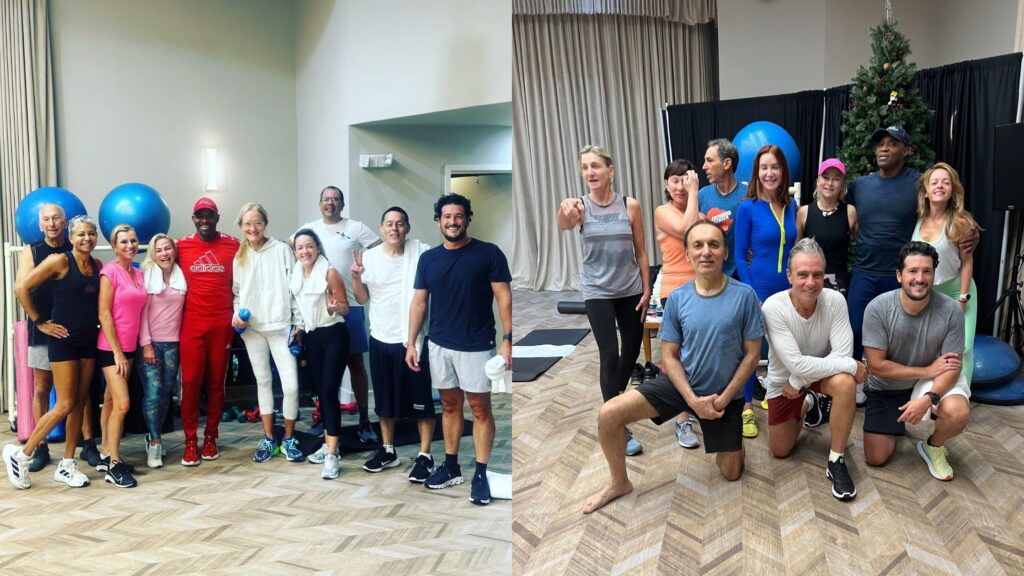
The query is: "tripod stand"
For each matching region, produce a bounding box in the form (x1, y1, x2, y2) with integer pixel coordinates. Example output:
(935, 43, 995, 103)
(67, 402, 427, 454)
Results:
(986, 223, 1024, 357)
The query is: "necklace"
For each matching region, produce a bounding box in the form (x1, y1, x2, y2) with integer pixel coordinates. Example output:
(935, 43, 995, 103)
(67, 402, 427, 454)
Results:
(818, 201, 839, 217)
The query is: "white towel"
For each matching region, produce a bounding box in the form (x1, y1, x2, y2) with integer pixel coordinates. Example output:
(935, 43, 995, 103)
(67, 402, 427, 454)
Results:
(143, 263, 186, 295)
(485, 354, 512, 394)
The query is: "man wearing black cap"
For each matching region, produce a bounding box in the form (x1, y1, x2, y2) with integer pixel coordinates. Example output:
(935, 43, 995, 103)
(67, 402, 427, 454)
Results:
(847, 127, 977, 404)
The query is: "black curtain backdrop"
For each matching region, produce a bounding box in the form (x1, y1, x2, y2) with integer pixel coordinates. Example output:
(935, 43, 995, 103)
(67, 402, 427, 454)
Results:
(665, 53, 1022, 334)
(664, 90, 823, 196)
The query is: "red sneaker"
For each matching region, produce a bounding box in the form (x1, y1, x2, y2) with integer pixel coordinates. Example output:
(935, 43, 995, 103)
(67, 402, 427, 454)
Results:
(339, 402, 357, 415)
(202, 436, 220, 460)
(181, 437, 200, 466)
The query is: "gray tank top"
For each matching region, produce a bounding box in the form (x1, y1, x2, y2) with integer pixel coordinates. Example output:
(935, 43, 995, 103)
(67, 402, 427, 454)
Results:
(580, 194, 643, 300)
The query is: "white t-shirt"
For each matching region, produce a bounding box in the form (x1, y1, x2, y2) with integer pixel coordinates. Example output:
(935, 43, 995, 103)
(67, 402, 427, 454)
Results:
(295, 218, 379, 302)
(361, 249, 405, 343)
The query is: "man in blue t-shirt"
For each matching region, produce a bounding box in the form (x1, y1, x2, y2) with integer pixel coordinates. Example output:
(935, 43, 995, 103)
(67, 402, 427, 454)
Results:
(406, 193, 512, 506)
(582, 221, 763, 514)
(698, 138, 748, 278)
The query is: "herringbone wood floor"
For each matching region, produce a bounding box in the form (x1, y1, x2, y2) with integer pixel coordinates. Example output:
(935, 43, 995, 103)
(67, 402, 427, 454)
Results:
(513, 289, 1024, 576)
(0, 398, 511, 575)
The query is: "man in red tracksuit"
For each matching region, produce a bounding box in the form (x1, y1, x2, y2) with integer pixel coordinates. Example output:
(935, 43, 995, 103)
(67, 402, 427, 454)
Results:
(177, 197, 239, 466)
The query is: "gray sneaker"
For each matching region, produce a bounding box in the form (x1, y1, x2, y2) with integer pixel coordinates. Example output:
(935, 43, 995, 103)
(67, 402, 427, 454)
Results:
(321, 454, 340, 480)
(307, 443, 328, 464)
(675, 418, 699, 449)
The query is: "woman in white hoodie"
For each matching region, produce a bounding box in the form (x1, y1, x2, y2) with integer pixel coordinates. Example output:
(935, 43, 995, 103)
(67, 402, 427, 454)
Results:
(232, 203, 302, 463)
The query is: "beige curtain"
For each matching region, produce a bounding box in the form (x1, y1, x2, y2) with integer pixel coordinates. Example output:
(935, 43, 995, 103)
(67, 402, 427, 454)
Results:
(512, 0, 716, 25)
(512, 12, 718, 290)
(0, 0, 58, 412)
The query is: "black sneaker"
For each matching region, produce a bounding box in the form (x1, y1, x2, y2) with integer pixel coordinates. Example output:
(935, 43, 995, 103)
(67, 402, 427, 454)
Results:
(642, 362, 660, 383)
(818, 393, 833, 424)
(470, 473, 491, 506)
(629, 364, 644, 386)
(104, 461, 137, 488)
(408, 454, 434, 483)
(96, 456, 135, 474)
(803, 391, 825, 428)
(826, 456, 856, 501)
(425, 462, 464, 490)
(362, 448, 400, 473)
(80, 440, 101, 468)
(28, 444, 50, 472)
(358, 421, 379, 444)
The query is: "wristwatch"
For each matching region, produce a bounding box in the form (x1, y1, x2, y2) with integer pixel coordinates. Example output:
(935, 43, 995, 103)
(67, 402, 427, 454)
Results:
(925, 391, 941, 406)
(958, 293, 971, 303)
(502, 333, 513, 342)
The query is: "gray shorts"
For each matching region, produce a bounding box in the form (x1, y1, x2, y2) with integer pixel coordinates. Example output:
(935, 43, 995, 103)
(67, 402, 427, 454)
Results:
(428, 342, 491, 394)
(27, 345, 51, 371)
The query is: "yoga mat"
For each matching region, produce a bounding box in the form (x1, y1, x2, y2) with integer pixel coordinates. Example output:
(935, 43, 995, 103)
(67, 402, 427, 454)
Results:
(514, 328, 590, 347)
(512, 357, 561, 382)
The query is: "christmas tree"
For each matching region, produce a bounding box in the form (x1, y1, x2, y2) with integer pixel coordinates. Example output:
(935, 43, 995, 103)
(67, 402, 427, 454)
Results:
(839, 17, 934, 178)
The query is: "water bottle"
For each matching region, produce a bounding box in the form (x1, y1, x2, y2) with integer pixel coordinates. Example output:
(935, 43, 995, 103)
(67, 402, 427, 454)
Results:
(648, 299, 657, 321)
(234, 308, 251, 334)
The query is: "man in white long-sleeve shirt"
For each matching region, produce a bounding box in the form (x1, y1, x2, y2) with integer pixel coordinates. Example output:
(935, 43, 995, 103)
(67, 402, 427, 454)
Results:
(763, 238, 868, 501)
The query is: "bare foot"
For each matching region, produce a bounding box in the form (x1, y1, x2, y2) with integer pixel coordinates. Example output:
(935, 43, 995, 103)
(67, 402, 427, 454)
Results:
(582, 481, 633, 514)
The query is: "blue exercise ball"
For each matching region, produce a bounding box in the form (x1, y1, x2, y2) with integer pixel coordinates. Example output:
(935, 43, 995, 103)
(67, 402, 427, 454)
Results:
(98, 183, 171, 245)
(972, 335, 1021, 387)
(734, 121, 801, 186)
(14, 187, 88, 245)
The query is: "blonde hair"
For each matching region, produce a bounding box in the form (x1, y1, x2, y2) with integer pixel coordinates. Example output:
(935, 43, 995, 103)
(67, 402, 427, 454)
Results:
(141, 233, 176, 273)
(916, 162, 979, 244)
(812, 171, 848, 202)
(235, 202, 269, 267)
(579, 145, 614, 167)
(110, 224, 137, 245)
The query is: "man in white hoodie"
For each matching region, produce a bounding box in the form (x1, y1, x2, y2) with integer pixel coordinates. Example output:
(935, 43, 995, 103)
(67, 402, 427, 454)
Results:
(350, 206, 436, 483)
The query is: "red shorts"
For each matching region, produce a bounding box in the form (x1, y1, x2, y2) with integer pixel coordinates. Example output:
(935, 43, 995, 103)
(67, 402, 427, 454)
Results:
(767, 381, 822, 426)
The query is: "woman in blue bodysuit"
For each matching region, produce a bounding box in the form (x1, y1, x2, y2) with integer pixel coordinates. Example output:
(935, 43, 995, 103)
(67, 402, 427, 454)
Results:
(733, 144, 797, 439)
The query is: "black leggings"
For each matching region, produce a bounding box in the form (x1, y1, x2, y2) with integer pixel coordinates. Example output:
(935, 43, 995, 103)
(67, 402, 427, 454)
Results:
(585, 294, 643, 402)
(306, 322, 350, 437)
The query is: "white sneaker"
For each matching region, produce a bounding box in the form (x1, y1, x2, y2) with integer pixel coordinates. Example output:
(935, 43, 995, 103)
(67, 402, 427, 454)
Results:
(307, 442, 328, 465)
(321, 453, 340, 480)
(856, 383, 866, 406)
(53, 458, 90, 487)
(3, 444, 32, 489)
(146, 436, 164, 469)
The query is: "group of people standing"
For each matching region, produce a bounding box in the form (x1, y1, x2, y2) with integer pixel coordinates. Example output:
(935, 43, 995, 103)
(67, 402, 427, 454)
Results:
(5, 187, 512, 506)
(563, 125, 981, 513)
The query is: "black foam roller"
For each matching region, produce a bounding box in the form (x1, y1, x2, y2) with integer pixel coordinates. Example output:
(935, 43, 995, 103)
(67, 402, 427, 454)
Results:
(557, 301, 587, 315)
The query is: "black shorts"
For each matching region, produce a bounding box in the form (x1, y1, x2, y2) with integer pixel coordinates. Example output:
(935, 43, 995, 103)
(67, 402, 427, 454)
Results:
(635, 373, 743, 453)
(863, 387, 914, 436)
(48, 336, 97, 363)
(368, 336, 434, 419)
(97, 349, 136, 369)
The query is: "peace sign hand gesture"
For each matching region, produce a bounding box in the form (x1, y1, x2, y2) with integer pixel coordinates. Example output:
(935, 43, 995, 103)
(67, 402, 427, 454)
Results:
(350, 250, 364, 280)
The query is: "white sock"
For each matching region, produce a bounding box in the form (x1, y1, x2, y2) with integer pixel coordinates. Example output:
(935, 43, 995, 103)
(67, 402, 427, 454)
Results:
(61, 458, 74, 465)
(384, 444, 395, 453)
(418, 451, 431, 459)
(828, 450, 843, 463)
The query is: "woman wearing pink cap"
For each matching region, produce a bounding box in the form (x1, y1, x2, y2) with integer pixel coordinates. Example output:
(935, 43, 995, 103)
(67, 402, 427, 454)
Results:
(797, 158, 858, 295)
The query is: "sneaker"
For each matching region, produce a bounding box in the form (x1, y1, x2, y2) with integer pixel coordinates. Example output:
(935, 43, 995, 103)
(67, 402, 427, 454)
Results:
(409, 454, 434, 483)
(181, 437, 200, 467)
(307, 443, 328, 464)
(917, 440, 954, 481)
(80, 440, 101, 468)
(425, 462, 464, 490)
(629, 363, 644, 386)
(3, 444, 31, 489)
(754, 377, 767, 402)
(855, 383, 866, 407)
(363, 448, 400, 473)
(760, 399, 769, 410)
(28, 444, 50, 472)
(321, 453, 340, 479)
(642, 361, 660, 383)
(97, 456, 134, 474)
(742, 409, 758, 438)
(804, 391, 825, 428)
(145, 435, 163, 469)
(470, 473, 491, 505)
(201, 436, 220, 460)
(104, 461, 137, 488)
(53, 459, 90, 487)
(281, 437, 304, 462)
(358, 421, 378, 444)
(253, 437, 275, 463)
(818, 393, 833, 424)
(826, 456, 857, 500)
(625, 427, 643, 456)
(674, 418, 699, 449)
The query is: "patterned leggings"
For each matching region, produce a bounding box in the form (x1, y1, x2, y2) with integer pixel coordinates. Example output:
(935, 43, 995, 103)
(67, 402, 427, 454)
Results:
(138, 341, 180, 440)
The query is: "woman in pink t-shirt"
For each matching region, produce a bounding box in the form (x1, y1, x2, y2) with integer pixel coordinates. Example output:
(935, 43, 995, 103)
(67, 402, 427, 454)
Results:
(137, 234, 186, 469)
(96, 224, 148, 488)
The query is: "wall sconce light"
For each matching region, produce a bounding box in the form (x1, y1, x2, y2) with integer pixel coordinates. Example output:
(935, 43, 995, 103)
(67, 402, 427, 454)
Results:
(204, 147, 219, 191)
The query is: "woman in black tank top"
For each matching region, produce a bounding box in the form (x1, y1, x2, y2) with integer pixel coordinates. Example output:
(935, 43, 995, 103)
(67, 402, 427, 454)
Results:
(7, 216, 102, 489)
(797, 158, 859, 295)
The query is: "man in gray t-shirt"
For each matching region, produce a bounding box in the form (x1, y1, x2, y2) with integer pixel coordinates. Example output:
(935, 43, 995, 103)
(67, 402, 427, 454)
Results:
(861, 241, 970, 482)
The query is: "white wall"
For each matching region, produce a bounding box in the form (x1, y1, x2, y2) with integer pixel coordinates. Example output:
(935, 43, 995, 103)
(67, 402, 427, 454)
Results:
(719, 0, 1020, 99)
(50, 0, 297, 240)
(294, 0, 513, 226)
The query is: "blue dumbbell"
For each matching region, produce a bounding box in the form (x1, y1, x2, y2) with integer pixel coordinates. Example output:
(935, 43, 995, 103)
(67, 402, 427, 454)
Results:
(234, 308, 251, 334)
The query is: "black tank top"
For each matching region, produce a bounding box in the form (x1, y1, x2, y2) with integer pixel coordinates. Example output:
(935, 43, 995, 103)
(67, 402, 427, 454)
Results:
(804, 201, 850, 276)
(28, 240, 72, 346)
(51, 253, 100, 346)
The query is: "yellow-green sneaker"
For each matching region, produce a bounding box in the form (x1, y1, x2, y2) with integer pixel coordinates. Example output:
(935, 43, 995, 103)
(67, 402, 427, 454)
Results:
(760, 399, 769, 410)
(742, 409, 758, 438)
(916, 440, 953, 481)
